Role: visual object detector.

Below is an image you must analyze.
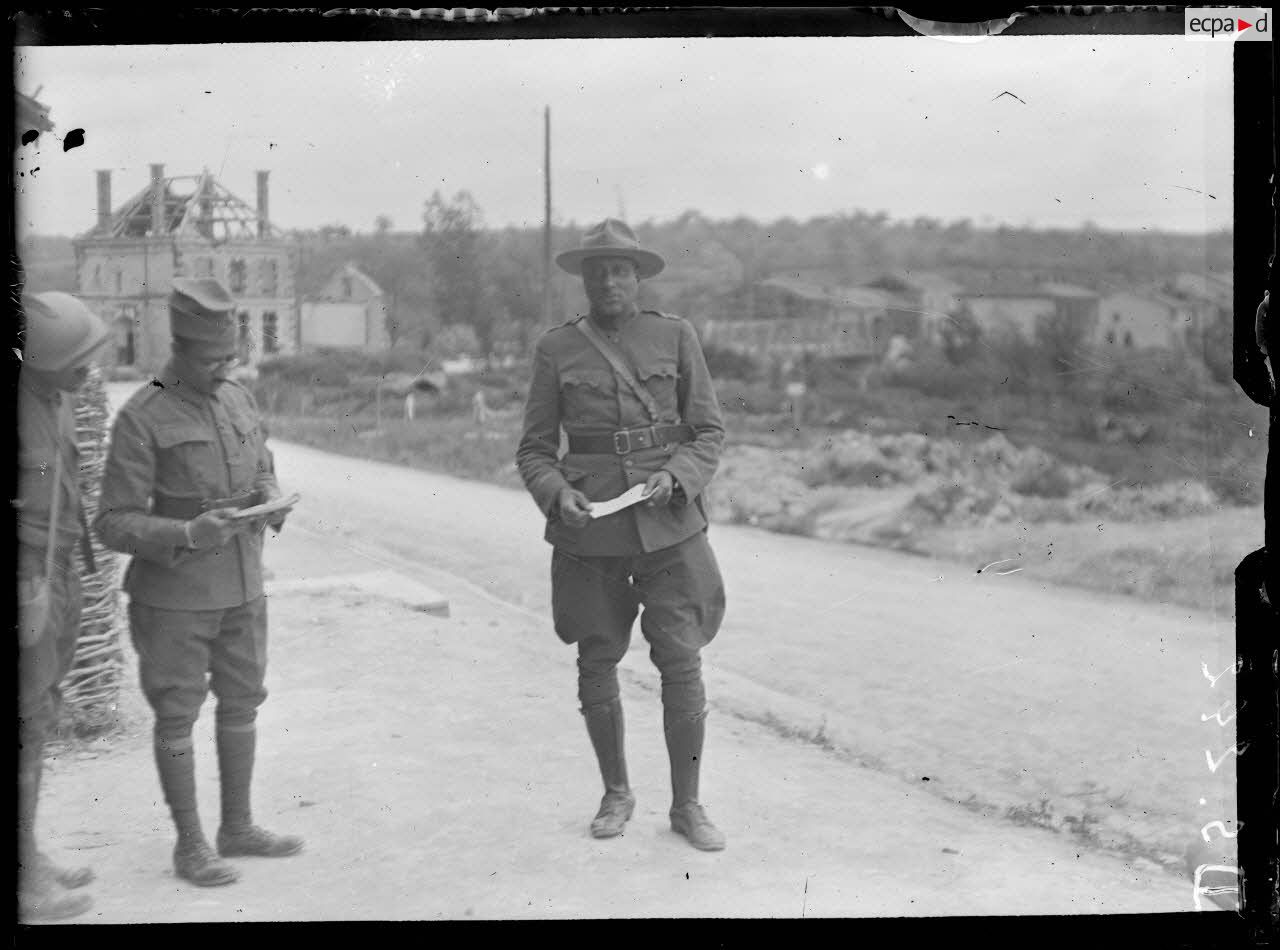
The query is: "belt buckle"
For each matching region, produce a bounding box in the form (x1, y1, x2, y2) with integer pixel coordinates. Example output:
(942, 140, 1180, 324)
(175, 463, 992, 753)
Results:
(613, 430, 632, 455)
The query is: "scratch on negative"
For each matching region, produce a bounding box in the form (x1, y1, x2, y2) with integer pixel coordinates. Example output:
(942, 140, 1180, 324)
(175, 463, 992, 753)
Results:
(1080, 478, 1128, 501)
(977, 557, 1020, 574)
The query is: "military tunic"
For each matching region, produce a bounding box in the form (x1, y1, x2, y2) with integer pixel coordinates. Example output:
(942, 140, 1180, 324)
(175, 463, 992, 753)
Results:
(16, 375, 85, 742)
(516, 310, 725, 557)
(95, 364, 279, 728)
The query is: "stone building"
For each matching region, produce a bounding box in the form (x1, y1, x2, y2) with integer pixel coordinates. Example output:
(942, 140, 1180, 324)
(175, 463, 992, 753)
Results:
(73, 165, 299, 373)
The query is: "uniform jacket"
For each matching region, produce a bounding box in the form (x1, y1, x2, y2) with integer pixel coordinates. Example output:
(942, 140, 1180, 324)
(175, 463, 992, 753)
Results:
(516, 310, 724, 556)
(16, 375, 83, 579)
(95, 364, 278, 610)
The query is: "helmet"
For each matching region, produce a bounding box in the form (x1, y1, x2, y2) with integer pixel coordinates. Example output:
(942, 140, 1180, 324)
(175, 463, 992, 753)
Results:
(20, 292, 108, 372)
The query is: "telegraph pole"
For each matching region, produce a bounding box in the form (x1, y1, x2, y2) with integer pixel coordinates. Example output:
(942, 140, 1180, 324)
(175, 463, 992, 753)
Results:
(543, 106, 552, 326)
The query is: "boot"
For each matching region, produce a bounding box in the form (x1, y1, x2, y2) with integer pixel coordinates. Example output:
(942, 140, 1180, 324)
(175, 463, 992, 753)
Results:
(215, 725, 304, 859)
(155, 733, 239, 887)
(665, 709, 726, 851)
(582, 699, 636, 838)
(33, 851, 94, 889)
(18, 873, 93, 922)
(18, 740, 99, 901)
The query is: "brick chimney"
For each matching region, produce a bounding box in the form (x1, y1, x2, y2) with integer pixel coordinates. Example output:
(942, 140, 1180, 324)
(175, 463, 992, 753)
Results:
(149, 164, 166, 236)
(96, 170, 111, 231)
(256, 170, 270, 239)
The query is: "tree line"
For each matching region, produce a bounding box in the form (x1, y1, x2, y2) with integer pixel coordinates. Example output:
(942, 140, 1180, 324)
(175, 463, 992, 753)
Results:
(293, 196, 1230, 360)
(20, 198, 1232, 363)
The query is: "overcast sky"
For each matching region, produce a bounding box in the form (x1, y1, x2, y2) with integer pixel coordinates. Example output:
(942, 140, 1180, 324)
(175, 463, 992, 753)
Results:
(15, 35, 1233, 238)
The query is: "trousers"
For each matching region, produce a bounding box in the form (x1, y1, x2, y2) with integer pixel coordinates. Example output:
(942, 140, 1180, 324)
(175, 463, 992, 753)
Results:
(18, 548, 82, 749)
(551, 531, 725, 710)
(128, 597, 269, 738)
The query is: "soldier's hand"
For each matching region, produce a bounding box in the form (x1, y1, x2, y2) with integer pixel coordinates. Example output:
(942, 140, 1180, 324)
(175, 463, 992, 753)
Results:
(557, 487, 593, 528)
(644, 470, 675, 507)
(187, 508, 241, 549)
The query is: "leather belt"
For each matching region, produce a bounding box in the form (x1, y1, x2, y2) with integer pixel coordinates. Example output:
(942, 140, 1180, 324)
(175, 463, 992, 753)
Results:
(568, 424, 695, 456)
(152, 490, 263, 520)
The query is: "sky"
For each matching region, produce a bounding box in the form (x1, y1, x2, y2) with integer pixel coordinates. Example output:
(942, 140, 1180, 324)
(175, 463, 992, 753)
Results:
(14, 35, 1234, 238)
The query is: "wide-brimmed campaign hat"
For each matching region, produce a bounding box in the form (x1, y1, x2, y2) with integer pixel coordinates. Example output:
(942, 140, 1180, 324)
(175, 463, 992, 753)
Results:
(170, 277, 237, 350)
(555, 218, 665, 279)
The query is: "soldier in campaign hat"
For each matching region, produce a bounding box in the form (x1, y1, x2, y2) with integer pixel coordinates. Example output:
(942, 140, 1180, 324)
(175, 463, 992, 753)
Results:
(17, 291, 108, 920)
(516, 219, 729, 851)
(95, 277, 303, 887)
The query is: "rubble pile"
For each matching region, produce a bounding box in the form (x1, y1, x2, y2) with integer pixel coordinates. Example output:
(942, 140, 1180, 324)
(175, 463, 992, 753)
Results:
(708, 429, 1218, 548)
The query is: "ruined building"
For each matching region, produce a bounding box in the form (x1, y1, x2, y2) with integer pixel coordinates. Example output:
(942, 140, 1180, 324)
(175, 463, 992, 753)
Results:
(73, 165, 299, 372)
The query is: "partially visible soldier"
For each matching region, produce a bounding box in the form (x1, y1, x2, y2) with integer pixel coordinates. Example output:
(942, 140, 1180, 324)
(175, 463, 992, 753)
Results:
(95, 277, 302, 888)
(17, 291, 108, 921)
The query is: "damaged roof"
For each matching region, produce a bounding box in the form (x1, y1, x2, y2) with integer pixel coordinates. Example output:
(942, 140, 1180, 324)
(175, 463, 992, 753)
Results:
(85, 169, 281, 243)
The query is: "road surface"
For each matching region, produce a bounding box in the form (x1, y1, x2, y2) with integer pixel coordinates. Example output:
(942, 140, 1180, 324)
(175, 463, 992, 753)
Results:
(33, 390, 1234, 920)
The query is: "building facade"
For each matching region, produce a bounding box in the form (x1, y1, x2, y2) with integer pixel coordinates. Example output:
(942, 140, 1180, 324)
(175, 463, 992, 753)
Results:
(1095, 290, 1190, 352)
(957, 278, 1099, 343)
(298, 263, 390, 350)
(73, 165, 299, 373)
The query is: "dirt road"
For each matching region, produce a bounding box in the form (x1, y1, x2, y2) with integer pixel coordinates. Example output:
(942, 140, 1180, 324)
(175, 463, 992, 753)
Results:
(34, 390, 1229, 919)
(266, 438, 1239, 870)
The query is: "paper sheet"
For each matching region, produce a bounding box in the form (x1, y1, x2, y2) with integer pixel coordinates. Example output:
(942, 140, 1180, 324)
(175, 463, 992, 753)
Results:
(588, 483, 655, 519)
(226, 492, 302, 521)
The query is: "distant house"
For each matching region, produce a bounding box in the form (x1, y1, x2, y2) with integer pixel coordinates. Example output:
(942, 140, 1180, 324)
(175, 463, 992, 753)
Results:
(1170, 271, 1232, 305)
(701, 277, 884, 358)
(298, 263, 390, 350)
(862, 271, 965, 345)
(1095, 290, 1191, 352)
(1158, 272, 1232, 340)
(73, 164, 299, 373)
(955, 275, 1099, 342)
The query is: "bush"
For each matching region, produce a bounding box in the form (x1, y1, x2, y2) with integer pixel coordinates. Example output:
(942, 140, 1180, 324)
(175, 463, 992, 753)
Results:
(703, 345, 763, 382)
(1010, 464, 1076, 499)
(881, 349, 992, 400)
(716, 379, 783, 415)
(939, 306, 982, 365)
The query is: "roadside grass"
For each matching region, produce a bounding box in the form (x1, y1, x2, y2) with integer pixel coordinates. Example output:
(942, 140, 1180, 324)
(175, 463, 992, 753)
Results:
(266, 413, 525, 489)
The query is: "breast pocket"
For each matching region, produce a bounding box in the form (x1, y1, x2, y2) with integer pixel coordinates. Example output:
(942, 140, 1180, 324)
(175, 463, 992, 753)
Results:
(559, 369, 616, 426)
(228, 413, 263, 488)
(154, 425, 220, 497)
(636, 356, 679, 420)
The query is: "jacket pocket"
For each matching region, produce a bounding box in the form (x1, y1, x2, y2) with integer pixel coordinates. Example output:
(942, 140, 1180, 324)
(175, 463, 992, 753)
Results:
(635, 356, 679, 418)
(559, 369, 614, 423)
(228, 412, 264, 486)
(154, 425, 220, 497)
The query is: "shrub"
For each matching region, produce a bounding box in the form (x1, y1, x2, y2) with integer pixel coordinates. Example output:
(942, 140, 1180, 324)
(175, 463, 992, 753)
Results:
(939, 306, 983, 365)
(881, 350, 991, 400)
(1010, 464, 1076, 499)
(703, 345, 763, 383)
(717, 379, 783, 415)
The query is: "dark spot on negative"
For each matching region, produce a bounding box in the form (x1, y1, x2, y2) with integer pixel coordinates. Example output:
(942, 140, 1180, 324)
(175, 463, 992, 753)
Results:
(21, 129, 38, 146)
(63, 128, 85, 152)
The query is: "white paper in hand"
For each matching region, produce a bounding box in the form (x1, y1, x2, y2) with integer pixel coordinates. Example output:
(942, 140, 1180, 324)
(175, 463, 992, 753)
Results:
(588, 483, 655, 519)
